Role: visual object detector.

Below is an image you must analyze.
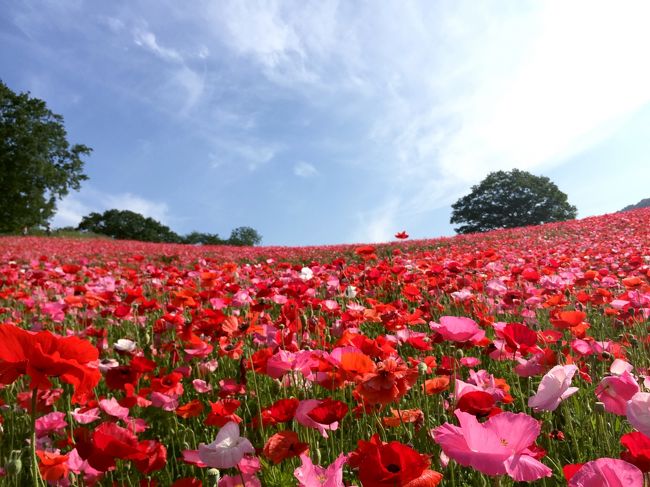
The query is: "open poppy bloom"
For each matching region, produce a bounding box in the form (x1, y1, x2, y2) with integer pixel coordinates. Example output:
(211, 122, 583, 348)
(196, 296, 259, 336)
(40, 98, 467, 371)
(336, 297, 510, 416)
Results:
(295, 398, 347, 438)
(198, 421, 255, 469)
(568, 458, 643, 486)
(348, 434, 442, 487)
(528, 364, 579, 412)
(0, 324, 100, 403)
(432, 410, 552, 482)
(621, 432, 650, 472)
(430, 316, 485, 344)
(36, 450, 69, 481)
(263, 430, 309, 464)
(355, 357, 418, 405)
(294, 453, 347, 487)
(395, 231, 409, 239)
(595, 370, 640, 416)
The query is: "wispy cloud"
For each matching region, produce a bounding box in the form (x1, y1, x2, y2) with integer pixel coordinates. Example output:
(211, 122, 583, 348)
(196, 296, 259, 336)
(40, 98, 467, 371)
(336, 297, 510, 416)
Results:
(133, 27, 182, 62)
(293, 161, 318, 178)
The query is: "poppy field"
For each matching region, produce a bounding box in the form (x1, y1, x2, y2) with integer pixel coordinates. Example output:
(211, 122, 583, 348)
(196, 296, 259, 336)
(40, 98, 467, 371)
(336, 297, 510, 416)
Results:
(1, 209, 650, 486)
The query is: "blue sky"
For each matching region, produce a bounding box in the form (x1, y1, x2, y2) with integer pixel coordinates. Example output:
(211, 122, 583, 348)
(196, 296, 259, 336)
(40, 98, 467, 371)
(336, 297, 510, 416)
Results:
(2, 1, 650, 246)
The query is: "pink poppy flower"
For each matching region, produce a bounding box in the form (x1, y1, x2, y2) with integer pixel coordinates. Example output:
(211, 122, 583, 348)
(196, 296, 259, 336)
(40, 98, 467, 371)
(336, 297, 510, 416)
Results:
(198, 421, 255, 469)
(627, 392, 650, 437)
(432, 410, 552, 481)
(528, 364, 579, 412)
(596, 371, 640, 416)
(430, 316, 485, 343)
(568, 458, 643, 486)
(72, 407, 101, 425)
(35, 411, 68, 437)
(294, 453, 347, 487)
(99, 397, 130, 420)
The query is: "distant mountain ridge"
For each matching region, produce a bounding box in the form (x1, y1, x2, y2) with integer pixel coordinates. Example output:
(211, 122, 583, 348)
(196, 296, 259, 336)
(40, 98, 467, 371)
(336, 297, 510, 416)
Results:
(621, 198, 650, 212)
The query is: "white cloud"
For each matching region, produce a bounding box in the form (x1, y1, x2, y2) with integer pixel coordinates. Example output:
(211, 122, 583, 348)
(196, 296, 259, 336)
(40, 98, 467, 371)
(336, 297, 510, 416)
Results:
(133, 28, 182, 62)
(293, 161, 318, 178)
(51, 187, 171, 229)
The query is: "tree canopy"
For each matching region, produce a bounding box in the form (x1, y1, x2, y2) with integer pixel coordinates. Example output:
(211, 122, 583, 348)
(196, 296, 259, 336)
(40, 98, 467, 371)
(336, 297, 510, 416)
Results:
(0, 80, 91, 233)
(78, 210, 181, 243)
(450, 169, 577, 234)
(77, 209, 263, 246)
(227, 226, 263, 246)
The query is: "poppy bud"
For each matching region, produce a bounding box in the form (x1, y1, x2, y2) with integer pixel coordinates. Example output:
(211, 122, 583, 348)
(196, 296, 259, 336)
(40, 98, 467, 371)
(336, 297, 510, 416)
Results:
(594, 401, 606, 413)
(5, 451, 22, 476)
(418, 362, 429, 375)
(207, 468, 221, 487)
(455, 349, 464, 359)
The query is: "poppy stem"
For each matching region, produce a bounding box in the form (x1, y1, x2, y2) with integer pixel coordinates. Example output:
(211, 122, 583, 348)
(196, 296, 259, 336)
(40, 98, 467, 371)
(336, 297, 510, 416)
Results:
(30, 388, 42, 487)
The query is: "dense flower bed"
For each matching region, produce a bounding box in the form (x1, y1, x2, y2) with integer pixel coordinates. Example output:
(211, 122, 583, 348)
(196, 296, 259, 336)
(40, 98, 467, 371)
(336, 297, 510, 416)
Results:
(1, 208, 649, 486)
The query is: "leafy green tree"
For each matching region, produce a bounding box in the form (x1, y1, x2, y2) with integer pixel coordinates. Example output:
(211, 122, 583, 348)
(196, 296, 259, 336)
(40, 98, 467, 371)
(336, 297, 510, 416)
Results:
(182, 231, 224, 245)
(0, 80, 91, 233)
(78, 209, 181, 243)
(227, 226, 262, 246)
(450, 169, 577, 234)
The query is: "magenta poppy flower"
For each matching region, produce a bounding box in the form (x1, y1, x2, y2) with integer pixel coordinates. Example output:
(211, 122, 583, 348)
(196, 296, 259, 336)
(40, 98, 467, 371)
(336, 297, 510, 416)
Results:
(596, 371, 640, 416)
(198, 421, 255, 469)
(568, 458, 643, 486)
(432, 410, 552, 481)
(294, 453, 347, 487)
(528, 364, 579, 412)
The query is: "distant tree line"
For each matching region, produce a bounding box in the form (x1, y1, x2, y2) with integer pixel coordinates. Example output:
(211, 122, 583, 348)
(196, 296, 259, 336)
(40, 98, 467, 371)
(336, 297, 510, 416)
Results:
(76, 209, 262, 246)
(621, 198, 650, 212)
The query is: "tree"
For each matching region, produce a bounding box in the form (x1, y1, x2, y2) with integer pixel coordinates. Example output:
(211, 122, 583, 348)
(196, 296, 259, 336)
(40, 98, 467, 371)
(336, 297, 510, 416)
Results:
(0, 80, 91, 233)
(78, 209, 181, 243)
(182, 231, 224, 245)
(450, 169, 577, 234)
(227, 226, 262, 246)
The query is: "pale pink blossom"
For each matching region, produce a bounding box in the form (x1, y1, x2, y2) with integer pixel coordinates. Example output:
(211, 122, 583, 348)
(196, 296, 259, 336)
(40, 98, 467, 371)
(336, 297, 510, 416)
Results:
(99, 397, 130, 420)
(192, 379, 213, 393)
(430, 316, 485, 344)
(72, 407, 101, 425)
(528, 365, 579, 412)
(627, 392, 650, 437)
(198, 421, 255, 469)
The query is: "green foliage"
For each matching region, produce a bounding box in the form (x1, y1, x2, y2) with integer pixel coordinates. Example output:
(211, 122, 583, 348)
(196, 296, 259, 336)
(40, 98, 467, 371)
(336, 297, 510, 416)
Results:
(0, 80, 91, 233)
(182, 231, 224, 245)
(227, 226, 263, 246)
(77, 210, 262, 246)
(450, 169, 577, 234)
(77, 209, 181, 243)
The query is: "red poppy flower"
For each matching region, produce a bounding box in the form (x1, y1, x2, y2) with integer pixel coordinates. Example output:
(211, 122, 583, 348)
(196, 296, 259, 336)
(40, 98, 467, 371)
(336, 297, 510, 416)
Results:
(621, 432, 650, 472)
(395, 231, 409, 239)
(36, 450, 69, 481)
(258, 398, 299, 426)
(205, 399, 242, 426)
(355, 357, 418, 405)
(306, 398, 348, 425)
(176, 399, 204, 419)
(349, 434, 440, 487)
(262, 430, 309, 464)
(0, 324, 100, 403)
(456, 391, 498, 417)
